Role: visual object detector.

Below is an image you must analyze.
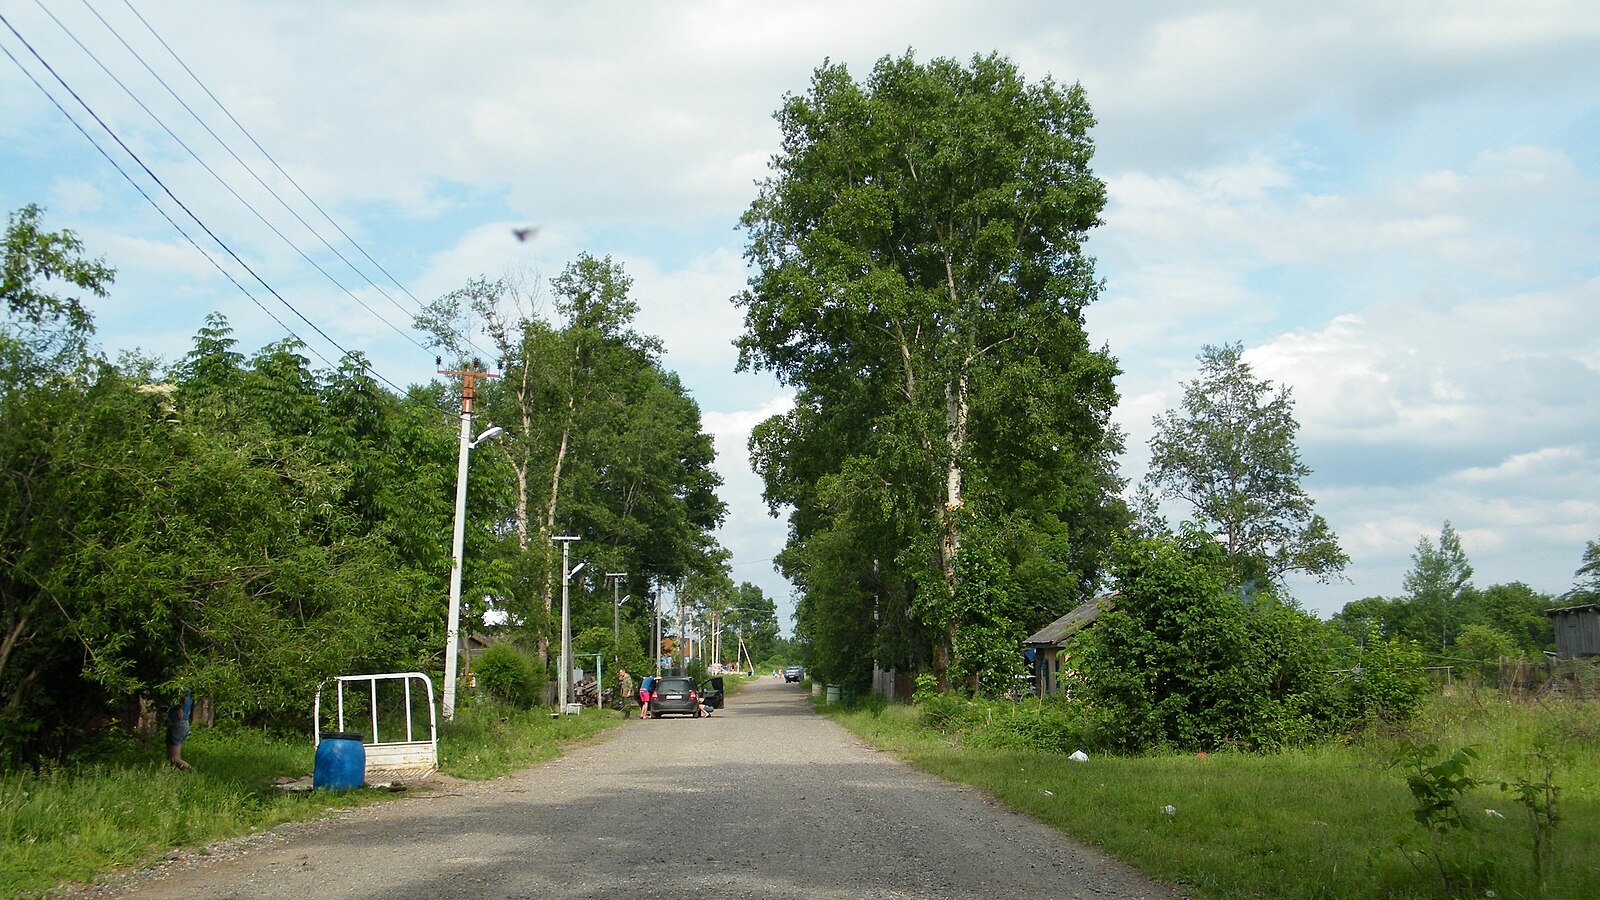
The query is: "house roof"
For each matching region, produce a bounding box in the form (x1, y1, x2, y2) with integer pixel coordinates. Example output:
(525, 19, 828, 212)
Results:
(1545, 603, 1600, 617)
(1023, 592, 1117, 647)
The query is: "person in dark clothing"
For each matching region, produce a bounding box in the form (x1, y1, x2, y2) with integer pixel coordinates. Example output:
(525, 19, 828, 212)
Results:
(166, 689, 193, 770)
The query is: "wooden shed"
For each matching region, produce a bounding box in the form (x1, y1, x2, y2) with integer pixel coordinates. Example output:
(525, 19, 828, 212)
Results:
(1023, 592, 1116, 696)
(1545, 604, 1600, 660)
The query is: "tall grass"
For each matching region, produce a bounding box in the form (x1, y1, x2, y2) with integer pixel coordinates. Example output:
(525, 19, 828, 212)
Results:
(1, 699, 622, 897)
(828, 692, 1600, 899)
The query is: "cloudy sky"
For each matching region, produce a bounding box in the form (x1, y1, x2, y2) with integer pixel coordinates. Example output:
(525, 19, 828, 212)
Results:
(3, 1, 1596, 628)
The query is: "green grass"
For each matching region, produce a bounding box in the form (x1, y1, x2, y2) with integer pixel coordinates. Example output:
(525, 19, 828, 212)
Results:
(828, 693, 1600, 899)
(0, 699, 622, 898)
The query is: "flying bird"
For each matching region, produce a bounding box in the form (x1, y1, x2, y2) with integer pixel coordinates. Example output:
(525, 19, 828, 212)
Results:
(512, 226, 540, 242)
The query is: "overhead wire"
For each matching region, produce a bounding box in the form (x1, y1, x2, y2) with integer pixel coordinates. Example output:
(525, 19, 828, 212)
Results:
(0, 10, 410, 394)
(35, 0, 432, 357)
(105, 0, 501, 365)
(0, 34, 333, 372)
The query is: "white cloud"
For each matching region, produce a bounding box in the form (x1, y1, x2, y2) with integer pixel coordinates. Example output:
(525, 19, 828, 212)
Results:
(8, 0, 1600, 628)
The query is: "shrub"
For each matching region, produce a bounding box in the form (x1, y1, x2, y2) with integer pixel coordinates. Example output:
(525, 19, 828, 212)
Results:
(472, 643, 541, 708)
(1344, 634, 1432, 725)
(1075, 531, 1343, 752)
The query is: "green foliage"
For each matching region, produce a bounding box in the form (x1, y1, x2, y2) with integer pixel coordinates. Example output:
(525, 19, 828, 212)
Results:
(1, 204, 112, 373)
(1076, 530, 1345, 752)
(963, 700, 1096, 755)
(1145, 342, 1347, 584)
(1403, 521, 1475, 654)
(1342, 631, 1433, 725)
(1454, 624, 1517, 670)
(1500, 740, 1562, 891)
(737, 52, 1125, 684)
(1563, 538, 1600, 605)
(915, 690, 977, 735)
(1, 207, 728, 764)
(422, 257, 727, 665)
(1392, 743, 1492, 897)
(471, 644, 542, 708)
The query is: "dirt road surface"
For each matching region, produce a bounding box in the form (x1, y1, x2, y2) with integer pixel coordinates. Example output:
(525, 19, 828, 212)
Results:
(68, 678, 1183, 899)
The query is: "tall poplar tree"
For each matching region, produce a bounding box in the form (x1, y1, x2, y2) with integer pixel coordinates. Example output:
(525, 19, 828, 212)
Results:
(736, 52, 1125, 688)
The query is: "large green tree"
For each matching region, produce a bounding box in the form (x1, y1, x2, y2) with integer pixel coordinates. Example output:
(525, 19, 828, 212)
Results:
(736, 52, 1125, 688)
(1145, 342, 1347, 586)
(1402, 521, 1474, 653)
(418, 256, 726, 673)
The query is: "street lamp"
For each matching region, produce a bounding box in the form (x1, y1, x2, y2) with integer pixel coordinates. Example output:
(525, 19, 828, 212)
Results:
(442, 420, 503, 722)
(552, 536, 582, 712)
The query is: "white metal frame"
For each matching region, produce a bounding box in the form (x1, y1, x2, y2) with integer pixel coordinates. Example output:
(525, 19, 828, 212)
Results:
(313, 671, 438, 783)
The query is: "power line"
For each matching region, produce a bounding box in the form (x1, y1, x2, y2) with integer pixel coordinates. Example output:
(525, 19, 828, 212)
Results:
(0, 11, 408, 394)
(0, 34, 332, 371)
(106, 0, 500, 364)
(35, 0, 431, 356)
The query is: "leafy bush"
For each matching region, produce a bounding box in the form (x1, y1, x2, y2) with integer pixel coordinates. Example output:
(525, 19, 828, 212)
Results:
(916, 690, 978, 734)
(471, 643, 542, 708)
(1075, 530, 1347, 753)
(1343, 633, 1432, 725)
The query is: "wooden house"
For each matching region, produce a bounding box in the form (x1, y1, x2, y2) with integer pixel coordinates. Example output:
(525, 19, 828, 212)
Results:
(1022, 592, 1116, 696)
(1545, 603, 1600, 660)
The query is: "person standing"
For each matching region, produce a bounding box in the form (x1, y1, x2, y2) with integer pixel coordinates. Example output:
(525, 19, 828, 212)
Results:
(617, 668, 636, 719)
(165, 688, 193, 770)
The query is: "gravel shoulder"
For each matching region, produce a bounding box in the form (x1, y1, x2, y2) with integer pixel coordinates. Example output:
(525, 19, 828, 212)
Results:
(61, 679, 1183, 899)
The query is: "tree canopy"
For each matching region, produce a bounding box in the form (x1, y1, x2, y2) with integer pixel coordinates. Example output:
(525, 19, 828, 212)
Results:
(1145, 343, 1347, 586)
(736, 52, 1125, 690)
(1, 205, 730, 764)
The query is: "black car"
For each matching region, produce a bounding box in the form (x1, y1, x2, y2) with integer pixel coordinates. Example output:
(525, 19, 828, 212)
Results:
(783, 665, 804, 683)
(650, 676, 703, 717)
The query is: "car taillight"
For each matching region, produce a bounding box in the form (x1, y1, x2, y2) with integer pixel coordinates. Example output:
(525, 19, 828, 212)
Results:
(689, 690, 697, 701)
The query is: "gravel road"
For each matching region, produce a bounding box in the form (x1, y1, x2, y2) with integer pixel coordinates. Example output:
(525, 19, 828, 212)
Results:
(67, 678, 1182, 899)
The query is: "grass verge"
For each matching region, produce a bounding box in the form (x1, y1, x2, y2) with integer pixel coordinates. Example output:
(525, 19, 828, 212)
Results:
(827, 692, 1600, 899)
(1, 699, 622, 898)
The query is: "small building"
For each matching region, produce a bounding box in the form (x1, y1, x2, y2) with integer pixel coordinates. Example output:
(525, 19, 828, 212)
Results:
(1545, 604, 1600, 660)
(1022, 592, 1116, 696)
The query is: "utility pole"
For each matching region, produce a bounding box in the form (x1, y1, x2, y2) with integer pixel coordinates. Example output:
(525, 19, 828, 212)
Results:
(675, 580, 685, 673)
(552, 535, 582, 712)
(440, 362, 501, 722)
(606, 572, 627, 643)
(653, 579, 663, 678)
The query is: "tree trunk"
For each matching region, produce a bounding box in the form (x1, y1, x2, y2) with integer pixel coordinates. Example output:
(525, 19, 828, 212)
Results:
(933, 373, 969, 681)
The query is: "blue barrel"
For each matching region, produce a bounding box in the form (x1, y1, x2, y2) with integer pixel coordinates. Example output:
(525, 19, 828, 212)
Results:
(313, 732, 366, 790)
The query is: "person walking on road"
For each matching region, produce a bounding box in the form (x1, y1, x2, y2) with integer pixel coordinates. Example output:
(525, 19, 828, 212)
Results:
(617, 668, 635, 719)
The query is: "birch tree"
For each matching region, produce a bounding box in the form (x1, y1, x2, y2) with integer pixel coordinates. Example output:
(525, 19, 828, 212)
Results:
(737, 52, 1124, 686)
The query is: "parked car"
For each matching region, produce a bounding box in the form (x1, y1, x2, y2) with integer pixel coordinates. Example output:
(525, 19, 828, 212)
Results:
(650, 676, 702, 717)
(783, 665, 804, 683)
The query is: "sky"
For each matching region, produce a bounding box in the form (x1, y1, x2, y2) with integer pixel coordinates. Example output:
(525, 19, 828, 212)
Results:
(2, 1, 1596, 631)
